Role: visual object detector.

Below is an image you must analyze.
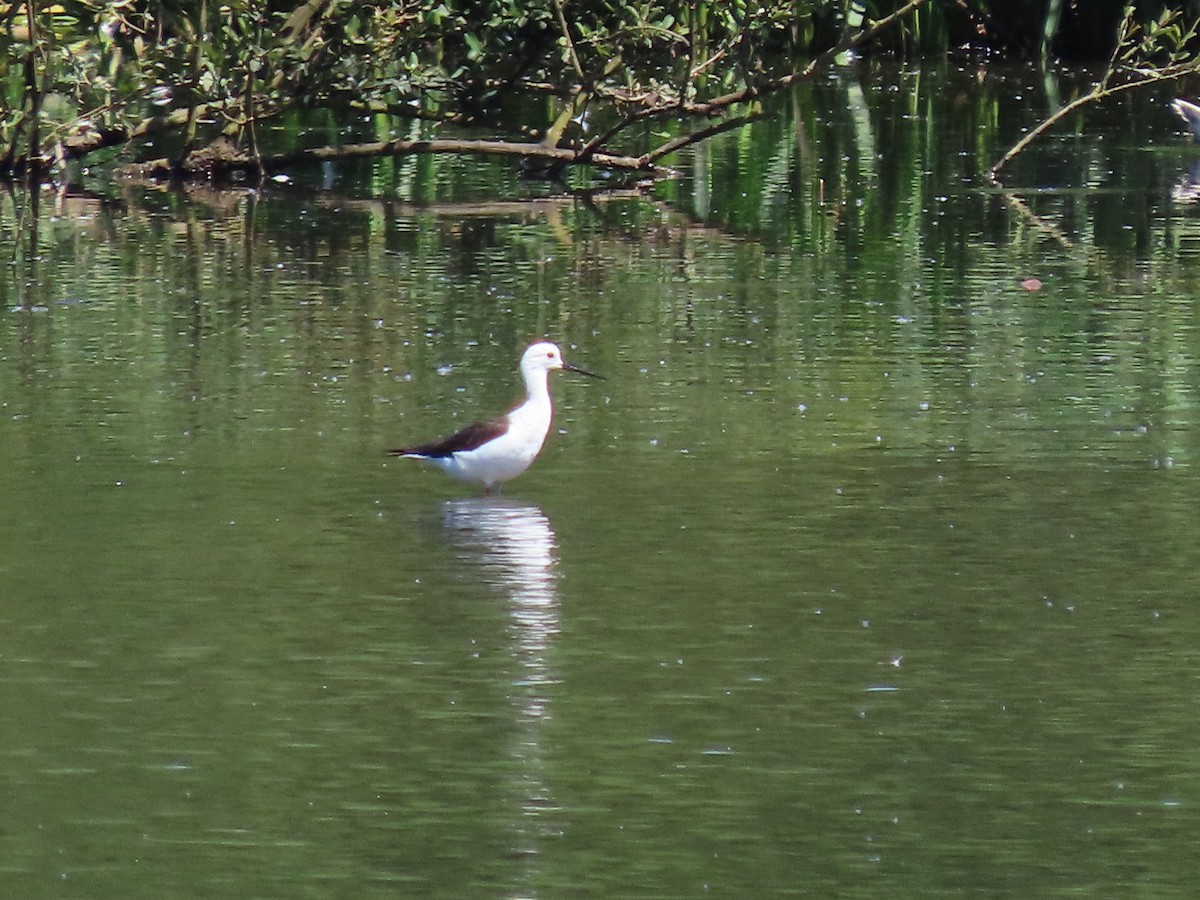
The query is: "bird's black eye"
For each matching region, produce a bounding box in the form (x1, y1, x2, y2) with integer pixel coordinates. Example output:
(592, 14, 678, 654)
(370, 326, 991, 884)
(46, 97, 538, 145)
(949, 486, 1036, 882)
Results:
(546, 351, 554, 358)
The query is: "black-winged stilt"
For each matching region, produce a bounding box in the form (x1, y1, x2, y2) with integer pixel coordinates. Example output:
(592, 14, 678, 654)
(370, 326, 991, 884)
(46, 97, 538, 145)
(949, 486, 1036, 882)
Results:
(391, 341, 601, 493)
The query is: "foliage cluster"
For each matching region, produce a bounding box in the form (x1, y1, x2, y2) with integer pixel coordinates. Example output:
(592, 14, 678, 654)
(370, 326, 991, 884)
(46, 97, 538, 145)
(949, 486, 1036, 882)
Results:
(2, 1, 1200, 184)
(0, 0, 934, 181)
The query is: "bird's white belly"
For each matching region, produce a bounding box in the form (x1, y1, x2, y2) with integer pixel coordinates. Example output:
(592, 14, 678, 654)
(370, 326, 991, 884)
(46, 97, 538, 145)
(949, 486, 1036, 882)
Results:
(439, 426, 544, 487)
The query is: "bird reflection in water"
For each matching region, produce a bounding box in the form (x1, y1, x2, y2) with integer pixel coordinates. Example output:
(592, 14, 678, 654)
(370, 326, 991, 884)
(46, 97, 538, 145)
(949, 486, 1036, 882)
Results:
(441, 497, 561, 866)
(1171, 99, 1200, 204)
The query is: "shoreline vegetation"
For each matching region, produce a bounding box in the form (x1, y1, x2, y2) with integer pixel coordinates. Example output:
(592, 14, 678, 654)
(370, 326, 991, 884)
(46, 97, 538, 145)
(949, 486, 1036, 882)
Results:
(2, 1, 1200, 189)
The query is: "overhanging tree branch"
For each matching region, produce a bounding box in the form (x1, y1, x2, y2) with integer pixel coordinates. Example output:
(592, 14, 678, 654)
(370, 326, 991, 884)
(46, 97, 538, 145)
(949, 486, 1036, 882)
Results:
(989, 3, 1200, 183)
(644, 0, 931, 165)
(132, 136, 674, 180)
(2, 0, 933, 185)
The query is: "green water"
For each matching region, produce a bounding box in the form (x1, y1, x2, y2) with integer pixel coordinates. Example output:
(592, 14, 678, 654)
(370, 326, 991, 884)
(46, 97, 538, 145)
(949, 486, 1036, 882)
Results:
(4, 62, 1200, 897)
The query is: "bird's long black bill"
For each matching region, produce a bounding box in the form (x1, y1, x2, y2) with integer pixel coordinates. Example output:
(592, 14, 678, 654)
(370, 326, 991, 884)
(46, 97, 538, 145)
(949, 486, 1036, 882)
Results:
(564, 362, 603, 379)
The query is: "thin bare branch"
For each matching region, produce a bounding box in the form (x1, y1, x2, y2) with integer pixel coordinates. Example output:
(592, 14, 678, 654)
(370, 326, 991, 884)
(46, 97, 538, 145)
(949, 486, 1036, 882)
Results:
(551, 0, 585, 81)
(990, 50, 1200, 181)
(645, 109, 764, 166)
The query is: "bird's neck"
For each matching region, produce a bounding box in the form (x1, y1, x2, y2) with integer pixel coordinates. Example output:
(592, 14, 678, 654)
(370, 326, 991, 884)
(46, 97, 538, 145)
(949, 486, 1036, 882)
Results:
(513, 371, 552, 424)
(522, 366, 552, 403)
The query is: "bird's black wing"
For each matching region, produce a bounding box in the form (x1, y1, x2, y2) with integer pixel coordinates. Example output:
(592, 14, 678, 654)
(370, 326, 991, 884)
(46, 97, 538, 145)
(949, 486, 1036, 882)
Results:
(390, 417, 509, 458)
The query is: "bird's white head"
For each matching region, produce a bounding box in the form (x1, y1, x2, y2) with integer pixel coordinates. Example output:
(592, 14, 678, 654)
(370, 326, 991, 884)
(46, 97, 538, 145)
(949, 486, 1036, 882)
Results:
(522, 341, 565, 375)
(519, 341, 602, 386)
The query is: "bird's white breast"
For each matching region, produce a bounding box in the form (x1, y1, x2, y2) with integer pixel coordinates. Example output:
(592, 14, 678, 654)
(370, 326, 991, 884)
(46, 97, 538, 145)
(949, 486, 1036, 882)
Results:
(439, 395, 552, 487)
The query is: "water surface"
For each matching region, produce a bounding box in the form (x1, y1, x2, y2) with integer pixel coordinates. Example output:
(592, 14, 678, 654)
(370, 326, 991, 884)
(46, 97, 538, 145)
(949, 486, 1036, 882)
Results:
(3, 61, 1200, 897)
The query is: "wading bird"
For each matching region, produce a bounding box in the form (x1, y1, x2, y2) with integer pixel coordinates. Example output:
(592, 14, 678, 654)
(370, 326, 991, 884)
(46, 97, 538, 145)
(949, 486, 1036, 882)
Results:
(391, 342, 601, 493)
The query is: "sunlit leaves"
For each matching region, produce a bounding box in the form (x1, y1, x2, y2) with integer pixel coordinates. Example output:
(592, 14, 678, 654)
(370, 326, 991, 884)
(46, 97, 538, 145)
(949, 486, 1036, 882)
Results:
(1114, 2, 1200, 70)
(0, 0, 912, 177)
